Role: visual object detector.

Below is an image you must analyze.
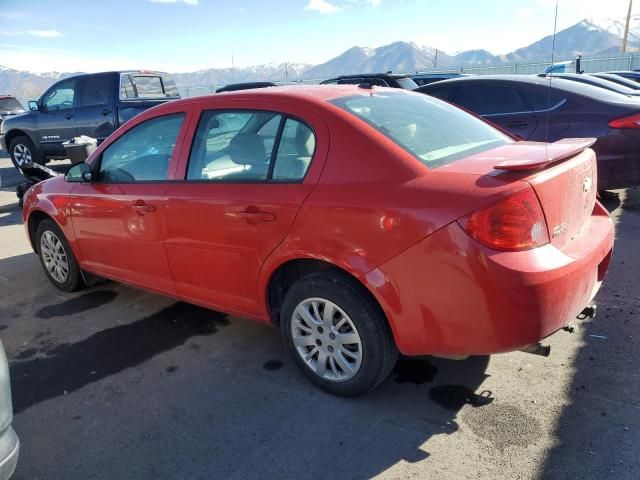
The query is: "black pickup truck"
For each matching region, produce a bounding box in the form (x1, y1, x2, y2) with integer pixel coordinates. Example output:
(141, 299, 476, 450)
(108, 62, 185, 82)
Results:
(0, 70, 180, 168)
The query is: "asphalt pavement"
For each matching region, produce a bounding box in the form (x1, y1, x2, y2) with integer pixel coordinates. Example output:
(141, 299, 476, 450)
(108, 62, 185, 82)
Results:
(0, 154, 638, 479)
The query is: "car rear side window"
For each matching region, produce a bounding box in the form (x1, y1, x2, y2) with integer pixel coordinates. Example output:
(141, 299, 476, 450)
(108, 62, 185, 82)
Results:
(81, 75, 111, 107)
(331, 91, 511, 168)
(98, 113, 185, 183)
(453, 84, 528, 115)
(519, 86, 565, 112)
(187, 110, 315, 182)
(272, 119, 315, 181)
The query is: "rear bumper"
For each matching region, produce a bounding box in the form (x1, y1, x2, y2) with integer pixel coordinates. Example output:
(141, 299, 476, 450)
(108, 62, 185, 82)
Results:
(363, 202, 615, 356)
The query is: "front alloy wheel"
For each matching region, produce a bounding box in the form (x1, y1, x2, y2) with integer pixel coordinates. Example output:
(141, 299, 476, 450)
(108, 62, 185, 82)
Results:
(13, 143, 32, 167)
(36, 219, 84, 292)
(40, 230, 70, 284)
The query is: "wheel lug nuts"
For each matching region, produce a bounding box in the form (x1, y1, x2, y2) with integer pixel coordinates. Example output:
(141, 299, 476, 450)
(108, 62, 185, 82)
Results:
(329, 333, 336, 340)
(328, 346, 334, 353)
(317, 326, 324, 334)
(315, 339, 322, 346)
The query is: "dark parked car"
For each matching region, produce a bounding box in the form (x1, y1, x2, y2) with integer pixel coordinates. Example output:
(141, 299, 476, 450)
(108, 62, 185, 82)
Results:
(0, 95, 26, 126)
(604, 71, 640, 83)
(591, 73, 640, 90)
(216, 82, 277, 93)
(321, 73, 418, 89)
(416, 75, 640, 190)
(411, 72, 470, 86)
(544, 73, 640, 96)
(0, 71, 180, 169)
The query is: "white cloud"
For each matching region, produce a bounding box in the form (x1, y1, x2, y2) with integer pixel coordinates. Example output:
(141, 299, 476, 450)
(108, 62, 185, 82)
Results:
(304, 0, 342, 14)
(367, 0, 382, 6)
(148, 0, 199, 5)
(27, 30, 62, 38)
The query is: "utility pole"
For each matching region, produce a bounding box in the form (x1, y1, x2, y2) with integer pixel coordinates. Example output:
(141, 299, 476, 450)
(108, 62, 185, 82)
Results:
(622, 0, 634, 52)
(232, 54, 235, 82)
(433, 49, 438, 69)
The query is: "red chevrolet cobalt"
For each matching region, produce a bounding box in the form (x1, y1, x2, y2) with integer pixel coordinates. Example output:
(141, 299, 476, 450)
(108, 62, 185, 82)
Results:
(22, 86, 614, 396)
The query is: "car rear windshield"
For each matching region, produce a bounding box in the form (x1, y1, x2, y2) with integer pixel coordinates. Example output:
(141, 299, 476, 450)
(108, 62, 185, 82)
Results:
(0, 97, 23, 111)
(330, 91, 511, 168)
(119, 73, 180, 100)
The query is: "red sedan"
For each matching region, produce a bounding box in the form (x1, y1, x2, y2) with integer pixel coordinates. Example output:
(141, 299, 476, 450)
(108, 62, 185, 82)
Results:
(22, 86, 614, 396)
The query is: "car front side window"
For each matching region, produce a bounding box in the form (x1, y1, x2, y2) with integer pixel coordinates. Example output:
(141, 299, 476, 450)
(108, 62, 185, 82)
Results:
(43, 80, 76, 111)
(98, 113, 185, 183)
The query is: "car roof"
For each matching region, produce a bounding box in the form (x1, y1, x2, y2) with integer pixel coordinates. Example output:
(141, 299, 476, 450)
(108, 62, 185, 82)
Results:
(330, 73, 411, 79)
(418, 74, 640, 104)
(152, 84, 408, 111)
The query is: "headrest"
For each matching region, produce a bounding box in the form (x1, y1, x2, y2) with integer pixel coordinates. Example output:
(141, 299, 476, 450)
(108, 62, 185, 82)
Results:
(229, 133, 266, 166)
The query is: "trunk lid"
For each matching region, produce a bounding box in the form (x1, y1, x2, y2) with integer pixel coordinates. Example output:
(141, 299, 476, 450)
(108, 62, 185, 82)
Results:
(438, 138, 599, 248)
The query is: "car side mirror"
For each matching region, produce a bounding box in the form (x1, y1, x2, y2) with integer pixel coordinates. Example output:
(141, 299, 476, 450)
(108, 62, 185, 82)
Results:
(65, 162, 93, 183)
(28, 101, 39, 112)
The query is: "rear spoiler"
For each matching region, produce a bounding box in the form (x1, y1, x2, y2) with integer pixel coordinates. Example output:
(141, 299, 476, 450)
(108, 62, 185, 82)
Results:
(493, 138, 597, 172)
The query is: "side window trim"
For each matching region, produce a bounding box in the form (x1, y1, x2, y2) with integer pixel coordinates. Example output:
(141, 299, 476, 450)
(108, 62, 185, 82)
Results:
(266, 116, 287, 181)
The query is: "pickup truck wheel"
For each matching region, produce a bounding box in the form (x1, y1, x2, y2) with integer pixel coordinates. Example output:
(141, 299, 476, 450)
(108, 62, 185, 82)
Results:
(36, 219, 85, 292)
(9, 136, 41, 169)
(280, 272, 398, 397)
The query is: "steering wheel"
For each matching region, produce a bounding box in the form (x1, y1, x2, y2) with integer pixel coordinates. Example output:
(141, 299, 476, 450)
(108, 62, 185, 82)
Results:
(60, 100, 73, 108)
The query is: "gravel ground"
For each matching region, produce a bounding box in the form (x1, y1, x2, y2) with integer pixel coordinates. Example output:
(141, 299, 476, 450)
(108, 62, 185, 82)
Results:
(0, 155, 638, 480)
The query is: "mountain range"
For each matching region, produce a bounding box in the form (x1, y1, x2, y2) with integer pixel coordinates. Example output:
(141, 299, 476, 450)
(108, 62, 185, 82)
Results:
(1, 17, 638, 103)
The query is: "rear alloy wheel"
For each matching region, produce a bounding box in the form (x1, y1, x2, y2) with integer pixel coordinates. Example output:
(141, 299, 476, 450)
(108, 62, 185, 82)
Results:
(9, 136, 41, 169)
(281, 273, 398, 397)
(36, 219, 84, 292)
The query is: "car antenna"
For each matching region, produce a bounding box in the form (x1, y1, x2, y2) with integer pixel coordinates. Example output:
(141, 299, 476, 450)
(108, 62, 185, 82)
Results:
(545, 0, 559, 143)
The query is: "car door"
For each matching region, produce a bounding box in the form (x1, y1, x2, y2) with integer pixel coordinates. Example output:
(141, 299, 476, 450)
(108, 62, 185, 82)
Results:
(452, 82, 539, 139)
(37, 78, 79, 156)
(68, 111, 188, 294)
(163, 104, 328, 317)
(76, 73, 116, 143)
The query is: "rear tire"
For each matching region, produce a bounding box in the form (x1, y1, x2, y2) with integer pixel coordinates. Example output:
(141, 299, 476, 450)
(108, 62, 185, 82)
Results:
(35, 219, 85, 292)
(9, 136, 42, 169)
(281, 272, 398, 397)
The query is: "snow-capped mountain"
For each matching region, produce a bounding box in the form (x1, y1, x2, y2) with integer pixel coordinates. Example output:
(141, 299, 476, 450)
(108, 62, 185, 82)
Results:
(2, 17, 638, 103)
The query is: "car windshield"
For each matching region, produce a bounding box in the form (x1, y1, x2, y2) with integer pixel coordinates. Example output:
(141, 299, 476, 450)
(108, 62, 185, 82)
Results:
(0, 97, 24, 111)
(119, 73, 180, 99)
(330, 91, 511, 168)
(395, 77, 419, 89)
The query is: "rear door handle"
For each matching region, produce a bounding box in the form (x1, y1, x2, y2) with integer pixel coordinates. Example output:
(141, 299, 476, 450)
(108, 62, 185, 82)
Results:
(101, 108, 112, 116)
(131, 200, 156, 215)
(238, 207, 276, 224)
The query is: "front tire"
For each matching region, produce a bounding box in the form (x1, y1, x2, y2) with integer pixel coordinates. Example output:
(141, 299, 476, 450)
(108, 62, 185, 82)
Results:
(281, 272, 398, 397)
(9, 136, 42, 169)
(36, 219, 84, 292)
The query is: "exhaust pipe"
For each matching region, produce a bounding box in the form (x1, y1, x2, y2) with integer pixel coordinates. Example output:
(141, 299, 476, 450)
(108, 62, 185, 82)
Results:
(520, 343, 551, 357)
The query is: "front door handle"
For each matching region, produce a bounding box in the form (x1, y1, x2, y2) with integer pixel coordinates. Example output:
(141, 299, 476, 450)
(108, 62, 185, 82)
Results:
(101, 108, 112, 116)
(131, 200, 156, 215)
(238, 207, 276, 224)
(507, 121, 528, 129)
(64, 113, 74, 120)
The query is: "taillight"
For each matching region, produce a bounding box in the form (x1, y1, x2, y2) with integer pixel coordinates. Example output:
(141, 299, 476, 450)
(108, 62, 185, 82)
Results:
(458, 188, 549, 251)
(608, 113, 640, 129)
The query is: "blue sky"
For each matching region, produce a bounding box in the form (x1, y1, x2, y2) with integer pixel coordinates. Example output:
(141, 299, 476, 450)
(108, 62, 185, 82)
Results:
(0, 0, 637, 73)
